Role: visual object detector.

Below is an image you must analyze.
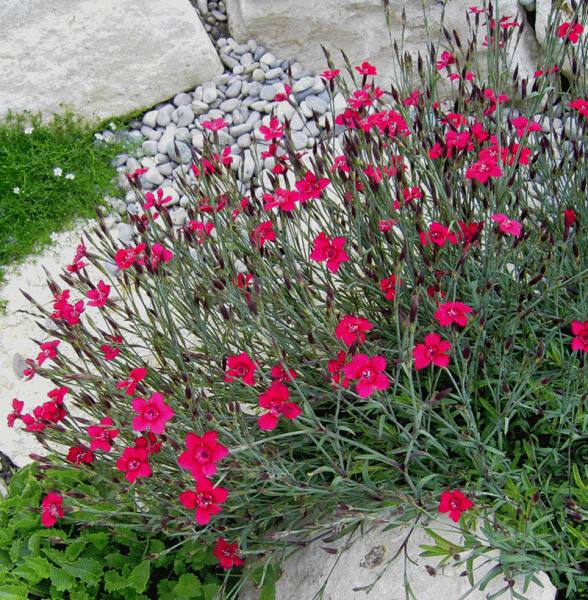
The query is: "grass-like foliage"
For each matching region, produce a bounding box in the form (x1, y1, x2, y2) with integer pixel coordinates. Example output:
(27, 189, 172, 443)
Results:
(0, 110, 134, 267)
(7, 1, 588, 598)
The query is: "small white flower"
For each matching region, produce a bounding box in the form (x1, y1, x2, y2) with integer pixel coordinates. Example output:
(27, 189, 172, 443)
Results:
(109, 122, 116, 131)
(94, 133, 104, 142)
(13, 187, 20, 194)
(24, 126, 34, 135)
(65, 173, 75, 180)
(53, 167, 63, 177)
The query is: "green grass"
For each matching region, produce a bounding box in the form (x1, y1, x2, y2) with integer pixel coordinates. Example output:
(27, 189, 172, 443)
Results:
(0, 109, 141, 270)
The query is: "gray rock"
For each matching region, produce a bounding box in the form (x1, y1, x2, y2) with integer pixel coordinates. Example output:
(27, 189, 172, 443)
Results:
(252, 69, 265, 82)
(166, 140, 192, 164)
(292, 76, 314, 94)
(142, 140, 159, 156)
(260, 52, 276, 66)
(226, 80, 242, 98)
(174, 105, 195, 127)
(192, 130, 205, 150)
(145, 166, 164, 185)
(232, 43, 249, 55)
(232, 106, 249, 125)
(156, 105, 174, 127)
(240, 52, 253, 67)
(230, 123, 253, 137)
(237, 133, 252, 149)
(220, 97, 240, 113)
(202, 83, 218, 104)
(250, 100, 268, 112)
(191, 100, 209, 115)
(170, 206, 188, 226)
(264, 67, 283, 80)
(211, 9, 227, 21)
(290, 113, 305, 131)
(157, 123, 178, 154)
(142, 109, 159, 128)
(291, 131, 308, 150)
(157, 162, 175, 177)
(112, 223, 135, 245)
(248, 81, 262, 97)
(260, 85, 278, 101)
(241, 149, 255, 182)
(212, 73, 231, 86)
(174, 127, 192, 144)
(305, 121, 320, 138)
(12, 353, 28, 378)
(221, 55, 239, 70)
(173, 92, 192, 106)
(303, 95, 329, 115)
(253, 45, 266, 61)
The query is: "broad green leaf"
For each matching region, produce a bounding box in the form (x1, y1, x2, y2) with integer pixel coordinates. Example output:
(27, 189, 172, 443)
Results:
(48, 562, 75, 591)
(104, 569, 133, 592)
(130, 559, 150, 594)
(202, 583, 222, 600)
(65, 539, 88, 561)
(173, 572, 202, 598)
(0, 585, 29, 600)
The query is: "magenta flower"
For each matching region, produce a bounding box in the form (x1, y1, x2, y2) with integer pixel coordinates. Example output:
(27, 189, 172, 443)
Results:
(355, 61, 377, 76)
(328, 351, 350, 388)
(179, 478, 228, 525)
(310, 233, 349, 273)
(214, 537, 244, 570)
(295, 171, 330, 201)
(558, 22, 584, 43)
(178, 431, 229, 481)
(116, 446, 151, 483)
(465, 159, 502, 183)
(380, 275, 402, 300)
(115, 244, 145, 270)
(259, 118, 285, 141)
(101, 335, 122, 361)
(88, 417, 120, 452)
(572, 320, 588, 353)
(335, 315, 373, 346)
(434, 302, 473, 327)
(344, 354, 389, 398)
(225, 352, 258, 385)
(132, 392, 175, 434)
(491, 214, 522, 236)
(36, 340, 60, 366)
(413, 333, 451, 369)
(151, 243, 173, 267)
(438, 490, 474, 522)
(258, 385, 301, 430)
(86, 280, 110, 307)
(202, 118, 228, 131)
(251, 221, 275, 248)
(41, 493, 64, 527)
(116, 367, 147, 395)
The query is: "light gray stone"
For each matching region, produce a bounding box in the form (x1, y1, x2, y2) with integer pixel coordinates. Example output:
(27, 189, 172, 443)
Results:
(191, 100, 209, 116)
(237, 133, 252, 148)
(173, 105, 195, 127)
(304, 95, 329, 115)
(142, 140, 159, 156)
(220, 97, 240, 113)
(290, 113, 305, 131)
(1, 0, 223, 123)
(226, 80, 243, 98)
(264, 67, 283, 80)
(252, 68, 266, 82)
(291, 131, 308, 149)
(11, 353, 28, 379)
(173, 92, 192, 106)
(156, 105, 174, 127)
(166, 140, 192, 164)
(260, 85, 278, 101)
(238, 514, 556, 600)
(241, 149, 255, 182)
(142, 109, 159, 128)
(230, 123, 253, 137)
(202, 82, 218, 104)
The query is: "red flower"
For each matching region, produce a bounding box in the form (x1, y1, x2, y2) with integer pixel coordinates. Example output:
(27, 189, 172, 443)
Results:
(558, 22, 584, 43)
(73, 238, 87, 263)
(178, 431, 229, 481)
(434, 302, 473, 327)
(251, 221, 275, 248)
(263, 188, 298, 212)
(270, 364, 297, 386)
(413, 333, 451, 369)
(143, 188, 171, 209)
(179, 478, 228, 525)
(379, 220, 398, 231)
(274, 84, 292, 102)
(115, 244, 146, 270)
(186, 220, 214, 242)
(570, 99, 588, 117)
(67, 447, 94, 466)
(465, 159, 502, 183)
(7, 398, 24, 428)
(258, 385, 301, 430)
(572, 320, 588, 353)
(310, 233, 349, 273)
(295, 171, 330, 201)
(36, 340, 60, 366)
(343, 354, 389, 398)
(151, 243, 174, 267)
(214, 537, 244, 570)
(259, 118, 285, 141)
(134, 432, 162, 454)
(225, 352, 258, 385)
(320, 69, 340, 81)
(234, 273, 253, 290)
(41, 493, 64, 527)
(491, 214, 522, 236)
(436, 51, 455, 70)
(116, 446, 151, 483)
(419, 222, 458, 247)
(101, 335, 122, 360)
(88, 416, 119, 452)
(67, 261, 88, 273)
(355, 61, 377, 76)
(116, 367, 147, 395)
(86, 280, 110, 307)
(132, 392, 175, 435)
(335, 315, 373, 346)
(327, 351, 350, 388)
(380, 275, 402, 300)
(438, 490, 474, 522)
(202, 118, 228, 131)
(56, 300, 85, 326)
(564, 209, 576, 227)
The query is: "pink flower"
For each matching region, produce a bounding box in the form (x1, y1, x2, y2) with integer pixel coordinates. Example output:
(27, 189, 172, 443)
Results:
(436, 51, 455, 70)
(101, 335, 122, 361)
(258, 385, 301, 430)
(438, 490, 474, 522)
(88, 417, 119, 452)
(434, 302, 473, 327)
(115, 244, 145, 270)
(151, 243, 173, 267)
(321, 69, 340, 81)
(491, 214, 522, 236)
(178, 431, 229, 481)
(572, 320, 588, 353)
(335, 315, 373, 346)
(355, 61, 377, 76)
(570, 99, 588, 117)
(259, 118, 285, 141)
(419, 222, 458, 247)
(202, 118, 229, 131)
(134, 432, 162, 454)
(413, 333, 451, 369)
(7, 398, 24, 428)
(143, 188, 171, 209)
(214, 537, 244, 570)
(270, 364, 297, 386)
(116, 367, 147, 395)
(295, 171, 330, 201)
(36, 340, 60, 366)
(251, 221, 275, 248)
(310, 233, 349, 273)
(564, 209, 576, 227)
(57, 300, 85, 326)
(116, 446, 151, 483)
(558, 22, 584, 43)
(225, 352, 258, 385)
(132, 392, 175, 434)
(86, 280, 110, 307)
(380, 275, 402, 300)
(67, 261, 87, 273)
(465, 159, 502, 183)
(327, 351, 350, 388)
(344, 354, 389, 398)
(41, 493, 64, 527)
(179, 478, 228, 525)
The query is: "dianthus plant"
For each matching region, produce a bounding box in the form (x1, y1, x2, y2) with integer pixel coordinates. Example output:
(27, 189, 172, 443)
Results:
(10, 1, 588, 597)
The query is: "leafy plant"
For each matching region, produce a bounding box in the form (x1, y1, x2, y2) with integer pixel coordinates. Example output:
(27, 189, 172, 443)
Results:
(6, 1, 588, 598)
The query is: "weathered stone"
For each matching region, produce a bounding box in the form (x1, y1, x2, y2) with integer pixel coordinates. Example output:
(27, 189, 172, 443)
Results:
(1, 0, 223, 124)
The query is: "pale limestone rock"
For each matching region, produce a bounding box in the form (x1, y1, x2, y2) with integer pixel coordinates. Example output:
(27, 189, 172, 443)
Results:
(0, 0, 223, 125)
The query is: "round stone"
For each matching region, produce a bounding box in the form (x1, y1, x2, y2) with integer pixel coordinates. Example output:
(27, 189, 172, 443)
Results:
(264, 67, 283, 80)
(156, 106, 174, 127)
(173, 92, 192, 106)
(221, 55, 239, 69)
(260, 85, 278, 101)
(252, 69, 266, 82)
(303, 95, 329, 115)
(191, 100, 209, 116)
(142, 110, 159, 128)
(145, 166, 164, 185)
(260, 52, 276, 66)
(173, 105, 195, 127)
(237, 133, 252, 149)
(166, 140, 192, 164)
(240, 52, 253, 67)
(230, 123, 253, 137)
(292, 76, 314, 94)
(220, 98, 240, 113)
(226, 80, 242, 98)
(202, 85, 218, 105)
(248, 81, 262, 97)
(241, 150, 256, 182)
(142, 140, 159, 156)
(211, 9, 227, 20)
(291, 131, 308, 150)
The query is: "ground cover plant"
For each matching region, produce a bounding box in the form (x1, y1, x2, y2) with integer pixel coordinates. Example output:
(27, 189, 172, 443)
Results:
(7, 0, 588, 598)
(0, 110, 135, 268)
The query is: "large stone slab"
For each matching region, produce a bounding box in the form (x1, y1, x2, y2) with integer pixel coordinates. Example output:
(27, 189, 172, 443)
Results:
(225, 0, 542, 97)
(0, 0, 223, 124)
(239, 513, 557, 600)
